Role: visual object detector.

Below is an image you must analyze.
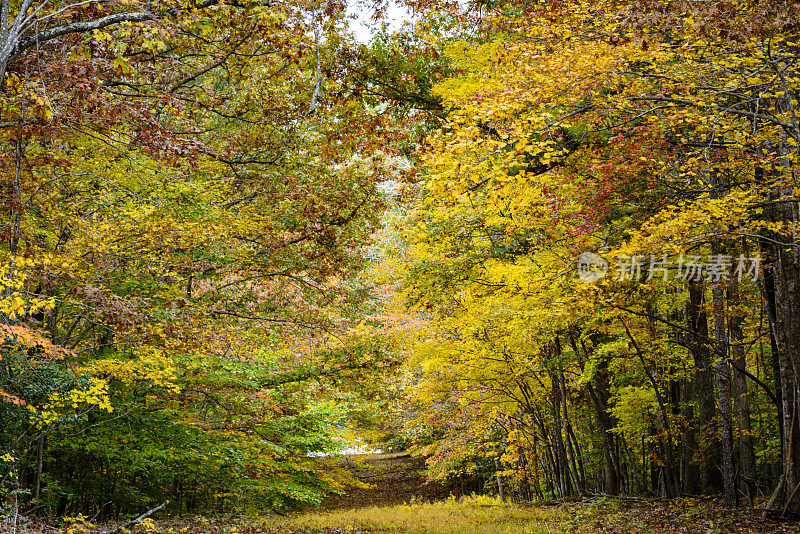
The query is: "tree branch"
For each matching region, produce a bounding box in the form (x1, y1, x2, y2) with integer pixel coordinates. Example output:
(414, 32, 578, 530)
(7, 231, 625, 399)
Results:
(105, 501, 168, 534)
(10, 0, 273, 61)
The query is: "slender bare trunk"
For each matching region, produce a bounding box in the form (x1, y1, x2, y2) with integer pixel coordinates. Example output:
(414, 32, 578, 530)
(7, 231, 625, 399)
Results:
(492, 441, 505, 502)
(558, 367, 583, 496)
(730, 278, 756, 505)
(687, 280, 723, 493)
(549, 374, 571, 497)
(712, 276, 736, 507)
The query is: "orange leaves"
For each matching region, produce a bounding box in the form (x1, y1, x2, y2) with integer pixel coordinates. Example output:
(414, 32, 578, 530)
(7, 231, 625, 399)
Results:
(0, 324, 73, 361)
(0, 325, 72, 407)
(0, 388, 25, 406)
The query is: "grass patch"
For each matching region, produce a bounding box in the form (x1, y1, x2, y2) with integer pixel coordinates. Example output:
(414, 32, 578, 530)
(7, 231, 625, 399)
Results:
(262, 496, 800, 534)
(266, 495, 571, 534)
(22, 496, 797, 533)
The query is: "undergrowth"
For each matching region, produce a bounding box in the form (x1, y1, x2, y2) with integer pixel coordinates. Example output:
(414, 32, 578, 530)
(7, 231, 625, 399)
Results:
(5, 496, 800, 533)
(267, 494, 570, 534)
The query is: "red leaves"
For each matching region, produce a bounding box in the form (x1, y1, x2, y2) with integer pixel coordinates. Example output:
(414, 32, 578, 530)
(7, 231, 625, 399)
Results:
(624, 0, 800, 39)
(76, 285, 145, 326)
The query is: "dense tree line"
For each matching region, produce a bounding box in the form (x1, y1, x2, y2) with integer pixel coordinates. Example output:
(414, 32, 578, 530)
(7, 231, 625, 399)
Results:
(0, 0, 445, 518)
(382, 0, 800, 515)
(4, 0, 800, 521)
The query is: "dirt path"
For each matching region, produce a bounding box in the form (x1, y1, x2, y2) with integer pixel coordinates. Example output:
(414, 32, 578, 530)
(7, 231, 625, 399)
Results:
(320, 452, 449, 510)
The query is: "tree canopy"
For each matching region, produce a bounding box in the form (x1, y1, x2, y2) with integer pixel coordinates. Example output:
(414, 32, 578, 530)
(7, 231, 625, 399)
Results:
(3, 0, 800, 521)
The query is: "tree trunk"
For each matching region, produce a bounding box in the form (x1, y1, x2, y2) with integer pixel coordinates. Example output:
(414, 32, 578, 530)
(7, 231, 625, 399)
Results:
(680, 378, 700, 494)
(573, 332, 621, 495)
(687, 279, 723, 493)
(32, 433, 44, 503)
(532, 409, 558, 498)
(550, 373, 571, 497)
(493, 441, 505, 502)
(559, 367, 583, 496)
(730, 278, 757, 506)
(0, 0, 12, 90)
(772, 241, 800, 513)
(712, 277, 736, 507)
(587, 371, 621, 494)
(766, 125, 800, 514)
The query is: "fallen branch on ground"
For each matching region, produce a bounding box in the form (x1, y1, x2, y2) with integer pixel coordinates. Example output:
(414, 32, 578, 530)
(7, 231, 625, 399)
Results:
(105, 501, 169, 534)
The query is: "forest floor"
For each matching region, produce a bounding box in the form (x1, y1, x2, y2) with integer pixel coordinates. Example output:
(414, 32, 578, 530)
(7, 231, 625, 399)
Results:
(250, 452, 800, 534)
(6, 453, 800, 533)
(318, 452, 450, 510)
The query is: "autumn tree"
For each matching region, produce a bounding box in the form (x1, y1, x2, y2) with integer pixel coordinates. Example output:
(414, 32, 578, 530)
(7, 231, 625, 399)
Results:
(0, 0, 417, 516)
(392, 0, 799, 512)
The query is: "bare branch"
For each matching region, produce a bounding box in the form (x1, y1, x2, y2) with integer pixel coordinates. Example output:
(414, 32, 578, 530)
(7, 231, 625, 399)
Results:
(10, 0, 273, 61)
(105, 501, 169, 534)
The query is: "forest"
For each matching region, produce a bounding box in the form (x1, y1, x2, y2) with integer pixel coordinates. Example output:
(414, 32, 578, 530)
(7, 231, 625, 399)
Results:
(2, 0, 800, 532)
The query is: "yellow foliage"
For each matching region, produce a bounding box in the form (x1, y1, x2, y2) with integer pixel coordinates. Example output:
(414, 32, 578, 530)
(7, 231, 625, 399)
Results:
(28, 379, 113, 428)
(77, 347, 181, 394)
